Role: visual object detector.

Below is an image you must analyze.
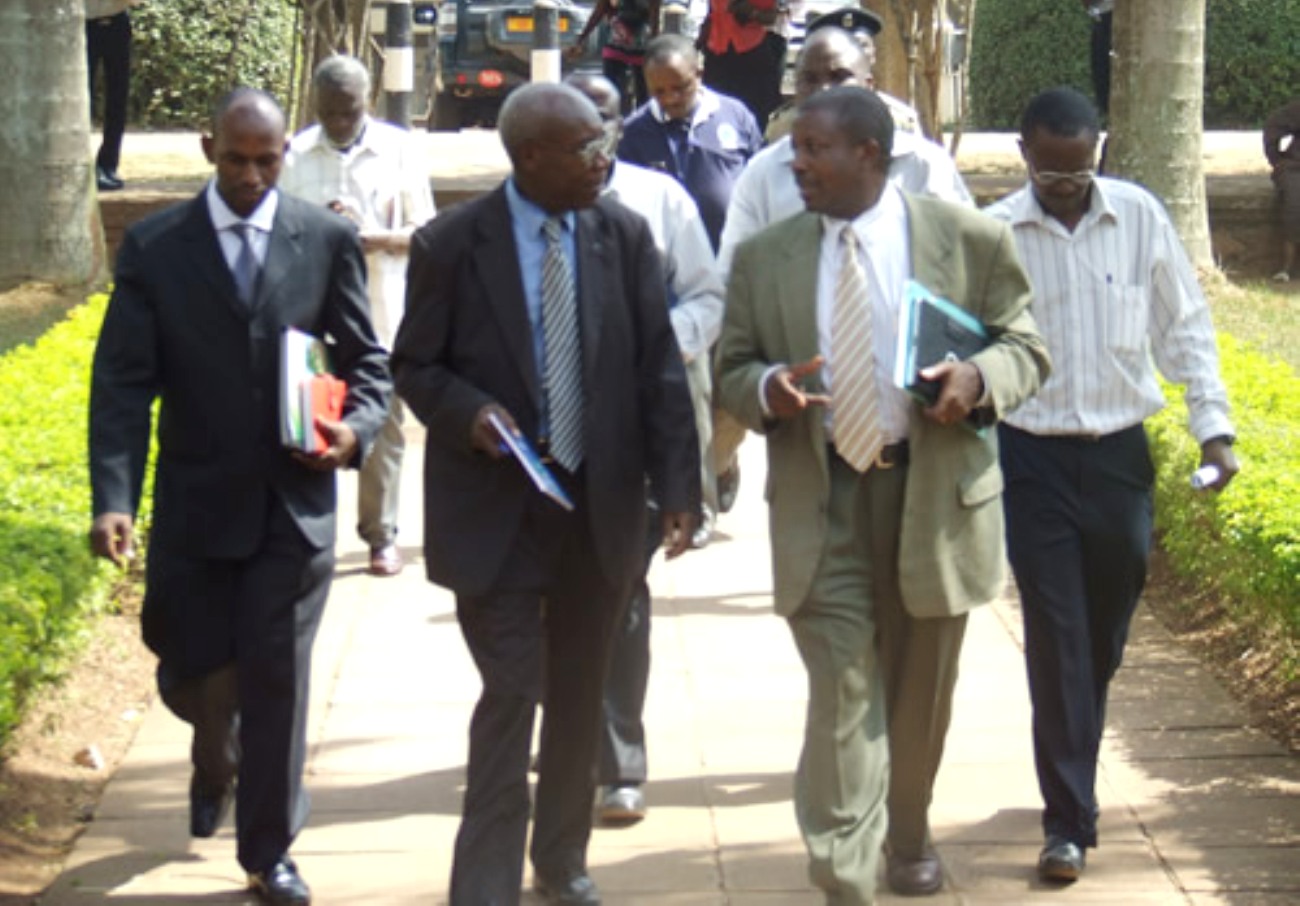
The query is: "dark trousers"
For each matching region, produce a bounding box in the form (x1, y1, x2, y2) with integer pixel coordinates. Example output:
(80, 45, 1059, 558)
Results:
(148, 496, 334, 873)
(597, 501, 663, 787)
(449, 476, 629, 905)
(86, 11, 132, 174)
(702, 32, 786, 131)
(999, 423, 1153, 848)
(1090, 11, 1113, 115)
(603, 57, 647, 116)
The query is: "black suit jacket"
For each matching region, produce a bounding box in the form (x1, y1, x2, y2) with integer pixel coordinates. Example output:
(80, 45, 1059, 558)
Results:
(90, 190, 391, 560)
(393, 186, 700, 597)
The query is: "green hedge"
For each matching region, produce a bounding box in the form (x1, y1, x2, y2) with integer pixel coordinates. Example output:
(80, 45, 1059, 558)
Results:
(1148, 333, 1299, 681)
(126, 0, 296, 129)
(0, 297, 117, 745)
(970, 0, 1300, 130)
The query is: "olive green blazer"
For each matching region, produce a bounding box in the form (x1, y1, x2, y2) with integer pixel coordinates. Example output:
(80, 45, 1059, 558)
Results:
(717, 193, 1051, 618)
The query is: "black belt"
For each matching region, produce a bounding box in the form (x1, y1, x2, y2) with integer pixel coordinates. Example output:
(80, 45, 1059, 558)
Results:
(828, 440, 910, 470)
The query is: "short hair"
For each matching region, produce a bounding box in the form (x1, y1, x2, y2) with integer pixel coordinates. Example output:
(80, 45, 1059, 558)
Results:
(210, 87, 285, 136)
(498, 82, 599, 160)
(313, 55, 371, 98)
(564, 72, 622, 121)
(797, 24, 875, 78)
(644, 33, 698, 69)
(798, 86, 893, 163)
(1020, 87, 1101, 142)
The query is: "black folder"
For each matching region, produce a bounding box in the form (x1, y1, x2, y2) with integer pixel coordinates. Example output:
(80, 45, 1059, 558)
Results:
(893, 280, 989, 406)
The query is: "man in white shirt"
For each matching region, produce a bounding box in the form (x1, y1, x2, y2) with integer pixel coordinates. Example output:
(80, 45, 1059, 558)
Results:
(984, 86, 1239, 885)
(716, 86, 1049, 902)
(567, 72, 723, 826)
(280, 55, 436, 577)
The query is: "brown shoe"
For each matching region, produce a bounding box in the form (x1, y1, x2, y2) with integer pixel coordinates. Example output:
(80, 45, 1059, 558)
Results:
(368, 544, 404, 577)
(886, 847, 943, 896)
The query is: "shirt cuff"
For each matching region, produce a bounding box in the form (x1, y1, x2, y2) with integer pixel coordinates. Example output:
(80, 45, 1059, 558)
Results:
(758, 363, 786, 418)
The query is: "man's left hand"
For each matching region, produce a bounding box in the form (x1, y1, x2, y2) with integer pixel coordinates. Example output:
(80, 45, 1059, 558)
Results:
(293, 418, 358, 471)
(1198, 436, 1240, 491)
(661, 511, 697, 560)
(919, 361, 983, 426)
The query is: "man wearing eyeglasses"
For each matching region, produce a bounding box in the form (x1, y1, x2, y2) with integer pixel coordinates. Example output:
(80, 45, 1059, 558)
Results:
(392, 82, 699, 905)
(984, 86, 1239, 885)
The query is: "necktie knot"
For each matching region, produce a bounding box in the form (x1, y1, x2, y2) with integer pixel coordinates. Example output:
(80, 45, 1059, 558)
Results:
(543, 216, 564, 245)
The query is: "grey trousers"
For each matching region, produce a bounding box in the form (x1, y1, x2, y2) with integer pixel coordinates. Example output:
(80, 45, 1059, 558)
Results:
(357, 397, 406, 549)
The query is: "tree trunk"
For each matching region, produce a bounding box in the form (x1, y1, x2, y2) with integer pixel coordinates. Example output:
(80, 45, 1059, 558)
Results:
(876, 1, 914, 108)
(1108, 0, 1212, 266)
(0, 0, 101, 289)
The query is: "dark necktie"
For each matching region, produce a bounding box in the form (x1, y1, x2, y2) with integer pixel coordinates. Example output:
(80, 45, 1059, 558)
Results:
(667, 118, 691, 174)
(231, 223, 260, 308)
(540, 216, 584, 471)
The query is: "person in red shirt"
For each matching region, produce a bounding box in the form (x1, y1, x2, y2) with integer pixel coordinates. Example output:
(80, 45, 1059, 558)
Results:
(699, 0, 787, 129)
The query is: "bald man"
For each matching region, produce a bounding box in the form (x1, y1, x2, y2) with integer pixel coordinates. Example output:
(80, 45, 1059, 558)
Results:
(90, 88, 391, 904)
(393, 83, 699, 905)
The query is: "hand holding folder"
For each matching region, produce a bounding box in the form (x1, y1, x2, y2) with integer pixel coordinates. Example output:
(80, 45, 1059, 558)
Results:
(893, 280, 989, 406)
(281, 327, 348, 455)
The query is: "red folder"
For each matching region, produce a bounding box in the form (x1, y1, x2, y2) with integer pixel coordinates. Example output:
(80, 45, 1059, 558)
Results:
(304, 373, 347, 454)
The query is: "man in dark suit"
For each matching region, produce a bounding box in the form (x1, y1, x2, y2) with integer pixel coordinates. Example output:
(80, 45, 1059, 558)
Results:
(89, 89, 390, 906)
(392, 82, 700, 905)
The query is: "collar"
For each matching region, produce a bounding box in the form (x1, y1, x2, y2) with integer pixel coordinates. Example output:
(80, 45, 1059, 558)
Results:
(303, 115, 376, 158)
(205, 180, 279, 234)
(649, 86, 720, 128)
(820, 182, 904, 240)
(1004, 174, 1119, 231)
(505, 178, 576, 236)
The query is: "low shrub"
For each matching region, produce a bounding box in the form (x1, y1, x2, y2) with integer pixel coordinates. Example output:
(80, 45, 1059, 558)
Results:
(0, 296, 119, 745)
(1148, 332, 1300, 681)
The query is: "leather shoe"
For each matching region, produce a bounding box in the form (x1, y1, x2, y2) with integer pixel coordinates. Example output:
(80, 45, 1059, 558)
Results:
(248, 857, 311, 904)
(886, 847, 943, 896)
(189, 776, 232, 838)
(368, 543, 403, 576)
(533, 870, 601, 904)
(1038, 835, 1085, 883)
(95, 165, 124, 191)
(596, 784, 646, 826)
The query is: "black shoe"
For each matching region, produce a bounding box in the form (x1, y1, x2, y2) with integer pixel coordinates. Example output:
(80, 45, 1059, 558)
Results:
(716, 462, 740, 513)
(248, 857, 311, 905)
(596, 784, 646, 826)
(96, 165, 124, 191)
(1037, 835, 1085, 883)
(886, 847, 943, 896)
(189, 776, 233, 838)
(533, 870, 601, 904)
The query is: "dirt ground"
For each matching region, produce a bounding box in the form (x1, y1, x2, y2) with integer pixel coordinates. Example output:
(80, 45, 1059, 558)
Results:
(0, 138, 1294, 901)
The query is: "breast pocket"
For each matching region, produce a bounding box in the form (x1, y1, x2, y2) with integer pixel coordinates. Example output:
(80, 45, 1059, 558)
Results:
(1103, 282, 1149, 361)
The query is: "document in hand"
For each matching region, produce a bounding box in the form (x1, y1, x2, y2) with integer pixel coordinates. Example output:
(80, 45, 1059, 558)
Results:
(893, 279, 989, 406)
(280, 327, 347, 453)
(486, 411, 576, 511)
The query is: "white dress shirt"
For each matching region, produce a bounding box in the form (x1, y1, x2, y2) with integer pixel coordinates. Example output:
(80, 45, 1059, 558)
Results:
(718, 130, 972, 275)
(759, 183, 913, 441)
(280, 117, 436, 346)
(984, 176, 1234, 443)
(206, 180, 277, 272)
(604, 161, 725, 361)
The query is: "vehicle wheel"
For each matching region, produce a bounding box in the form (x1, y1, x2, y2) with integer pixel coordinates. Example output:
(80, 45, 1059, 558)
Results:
(430, 94, 462, 132)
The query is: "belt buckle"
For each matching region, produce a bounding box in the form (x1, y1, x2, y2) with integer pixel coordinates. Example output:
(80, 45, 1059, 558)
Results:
(872, 445, 896, 471)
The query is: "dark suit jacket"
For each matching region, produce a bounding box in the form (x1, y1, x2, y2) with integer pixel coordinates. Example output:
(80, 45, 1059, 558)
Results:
(90, 190, 391, 564)
(392, 185, 700, 597)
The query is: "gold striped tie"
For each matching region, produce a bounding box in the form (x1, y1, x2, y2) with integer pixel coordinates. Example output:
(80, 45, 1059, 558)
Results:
(831, 225, 884, 472)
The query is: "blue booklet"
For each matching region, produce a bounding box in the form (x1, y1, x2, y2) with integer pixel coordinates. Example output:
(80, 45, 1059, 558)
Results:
(892, 279, 990, 406)
(487, 411, 575, 511)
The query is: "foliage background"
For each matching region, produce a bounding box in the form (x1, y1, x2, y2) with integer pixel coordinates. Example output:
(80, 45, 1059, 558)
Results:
(969, 0, 1300, 130)
(124, 0, 298, 129)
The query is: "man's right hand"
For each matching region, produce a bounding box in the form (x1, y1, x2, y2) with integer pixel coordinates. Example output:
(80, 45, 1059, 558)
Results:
(472, 404, 515, 458)
(90, 512, 135, 567)
(763, 356, 830, 420)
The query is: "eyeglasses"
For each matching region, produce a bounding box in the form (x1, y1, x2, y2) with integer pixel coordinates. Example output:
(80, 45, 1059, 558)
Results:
(571, 121, 619, 166)
(1029, 164, 1095, 189)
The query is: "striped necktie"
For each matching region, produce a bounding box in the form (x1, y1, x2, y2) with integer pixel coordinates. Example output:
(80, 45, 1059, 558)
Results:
(541, 216, 584, 471)
(231, 222, 260, 308)
(831, 225, 884, 472)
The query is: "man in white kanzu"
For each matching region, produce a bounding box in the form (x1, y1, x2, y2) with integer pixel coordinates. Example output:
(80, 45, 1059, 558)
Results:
(280, 55, 436, 577)
(984, 86, 1239, 885)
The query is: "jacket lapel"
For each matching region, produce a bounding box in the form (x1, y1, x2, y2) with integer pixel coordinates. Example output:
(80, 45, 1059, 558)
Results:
(574, 206, 609, 398)
(475, 188, 541, 405)
(258, 199, 302, 313)
(904, 194, 956, 299)
(777, 213, 822, 376)
(177, 193, 248, 321)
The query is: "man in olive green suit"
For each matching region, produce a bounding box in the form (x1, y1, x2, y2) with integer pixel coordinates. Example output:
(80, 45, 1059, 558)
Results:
(716, 87, 1049, 904)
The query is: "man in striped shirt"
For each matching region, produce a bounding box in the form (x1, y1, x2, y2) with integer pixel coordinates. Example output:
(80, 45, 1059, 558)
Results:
(984, 86, 1240, 885)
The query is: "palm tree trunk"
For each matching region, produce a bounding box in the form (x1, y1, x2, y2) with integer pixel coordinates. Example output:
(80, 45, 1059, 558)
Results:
(1108, 0, 1213, 266)
(0, 0, 101, 288)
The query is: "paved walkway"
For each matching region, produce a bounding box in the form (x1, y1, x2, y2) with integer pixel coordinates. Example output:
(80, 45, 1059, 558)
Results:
(36, 432, 1299, 905)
